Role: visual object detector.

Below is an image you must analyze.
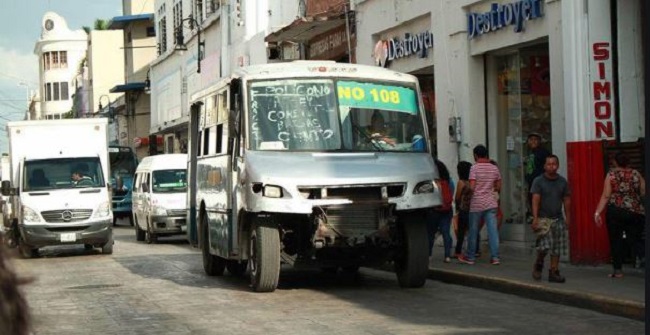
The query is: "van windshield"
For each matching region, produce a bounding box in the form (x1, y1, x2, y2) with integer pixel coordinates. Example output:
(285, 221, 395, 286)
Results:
(23, 157, 105, 191)
(247, 79, 425, 152)
(152, 169, 187, 193)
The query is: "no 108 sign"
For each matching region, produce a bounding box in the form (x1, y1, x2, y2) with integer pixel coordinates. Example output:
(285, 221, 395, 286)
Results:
(337, 81, 418, 114)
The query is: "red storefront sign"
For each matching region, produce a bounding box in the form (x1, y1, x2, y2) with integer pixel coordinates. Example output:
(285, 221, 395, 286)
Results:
(592, 42, 615, 139)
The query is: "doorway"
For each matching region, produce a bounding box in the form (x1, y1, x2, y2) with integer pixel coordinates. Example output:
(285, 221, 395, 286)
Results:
(492, 43, 551, 241)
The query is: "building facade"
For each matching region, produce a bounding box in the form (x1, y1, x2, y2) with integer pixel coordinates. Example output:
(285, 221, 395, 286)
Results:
(428, 0, 645, 263)
(33, 12, 88, 119)
(109, 0, 158, 159)
(149, 0, 299, 154)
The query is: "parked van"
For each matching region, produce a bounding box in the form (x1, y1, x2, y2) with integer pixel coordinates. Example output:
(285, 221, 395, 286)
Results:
(132, 154, 187, 243)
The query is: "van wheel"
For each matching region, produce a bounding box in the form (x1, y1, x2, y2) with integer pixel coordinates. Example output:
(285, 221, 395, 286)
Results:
(226, 260, 248, 277)
(394, 215, 429, 288)
(101, 241, 113, 254)
(249, 218, 281, 292)
(18, 238, 39, 259)
(145, 218, 157, 244)
(101, 231, 114, 255)
(201, 213, 226, 276)
(134, 217, 145, 242)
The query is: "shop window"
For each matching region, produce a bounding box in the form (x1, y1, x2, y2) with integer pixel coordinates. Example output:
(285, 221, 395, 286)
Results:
(492, 44, 551, 228)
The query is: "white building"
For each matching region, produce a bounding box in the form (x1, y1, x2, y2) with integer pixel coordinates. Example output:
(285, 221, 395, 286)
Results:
(33, 12, 88, 119)
(149, 0, 299, 153)
(87, 30, 125, 117)
(108, 0, 157, 159)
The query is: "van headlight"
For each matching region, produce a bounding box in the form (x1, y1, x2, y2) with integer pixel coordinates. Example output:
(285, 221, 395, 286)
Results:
(93, 202, 111, 218)
(22, 206, 41, 223)
(413, 180, 435, 194)
(263, 185, 283, 198)
(153, 206, 167, 216)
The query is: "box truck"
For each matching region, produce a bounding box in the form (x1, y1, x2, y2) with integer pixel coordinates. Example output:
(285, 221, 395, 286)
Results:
(1, 119, 113, 257)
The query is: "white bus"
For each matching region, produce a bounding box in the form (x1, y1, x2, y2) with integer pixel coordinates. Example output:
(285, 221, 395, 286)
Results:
(189, 61, 440, 292)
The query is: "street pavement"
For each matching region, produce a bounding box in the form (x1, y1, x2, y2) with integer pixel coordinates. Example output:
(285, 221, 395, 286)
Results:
(9, 223, 646, 335)
(427, 239, 645, 321)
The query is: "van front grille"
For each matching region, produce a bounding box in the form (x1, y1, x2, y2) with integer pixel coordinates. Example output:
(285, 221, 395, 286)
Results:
(41, 209, 93, 223)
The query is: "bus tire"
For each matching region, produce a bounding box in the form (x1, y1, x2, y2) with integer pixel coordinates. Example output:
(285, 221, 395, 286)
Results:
(249, 219, 280, 292)
(395, 217, 428, 288)
(134, 217, 145, 242)
(18, 238, 38, 259)
(145, 218, 157, 244)
(201, 212, 226, 276)
(226, 260, 248, 277)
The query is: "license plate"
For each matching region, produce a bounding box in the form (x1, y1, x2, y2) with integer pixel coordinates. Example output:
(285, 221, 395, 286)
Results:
(60, 233, 76, 242)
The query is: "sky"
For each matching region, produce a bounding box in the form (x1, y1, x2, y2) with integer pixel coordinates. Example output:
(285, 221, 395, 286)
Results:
(0, 0, 123, 153)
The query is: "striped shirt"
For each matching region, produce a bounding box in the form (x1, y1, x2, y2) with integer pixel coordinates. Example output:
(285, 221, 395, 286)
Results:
(469, 161, 501, 212)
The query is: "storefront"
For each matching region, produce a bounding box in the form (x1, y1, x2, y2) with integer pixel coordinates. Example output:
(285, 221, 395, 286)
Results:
(433, 0, 645, 263)
(433, 0, 565, 247)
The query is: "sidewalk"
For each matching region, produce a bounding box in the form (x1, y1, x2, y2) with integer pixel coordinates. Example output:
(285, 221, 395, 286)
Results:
(427, 242, 645, 321)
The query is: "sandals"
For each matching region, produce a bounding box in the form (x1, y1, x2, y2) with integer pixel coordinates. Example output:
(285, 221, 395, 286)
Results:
(607, 272, 624, 278)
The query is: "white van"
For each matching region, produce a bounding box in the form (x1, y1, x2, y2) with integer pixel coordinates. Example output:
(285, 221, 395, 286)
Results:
(132, 154, 187, 243)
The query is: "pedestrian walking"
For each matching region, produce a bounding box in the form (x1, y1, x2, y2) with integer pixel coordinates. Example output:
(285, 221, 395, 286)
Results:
(524, 133, 550, 216)
(453, 161, 473, 258)
(458, 145, 502, 265)
(530, 154, 571, 283)
(428, 159, 454, 263)
(594, 152, 645, 278)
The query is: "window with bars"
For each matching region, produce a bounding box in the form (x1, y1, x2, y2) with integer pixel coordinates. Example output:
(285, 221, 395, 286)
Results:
(45, 83, 52, 101)
(43, 53, 50, 70)
(52, 52, 59, 69)
(59, 51, 67, 68)
(42, 51, 68, 70)
(158, 17, 167, 54)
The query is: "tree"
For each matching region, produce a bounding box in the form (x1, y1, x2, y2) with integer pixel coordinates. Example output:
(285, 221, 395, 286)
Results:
(94, 19, 109, 30)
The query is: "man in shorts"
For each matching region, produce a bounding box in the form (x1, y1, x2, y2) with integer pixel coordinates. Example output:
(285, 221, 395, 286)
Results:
(531, 154, 571, 283)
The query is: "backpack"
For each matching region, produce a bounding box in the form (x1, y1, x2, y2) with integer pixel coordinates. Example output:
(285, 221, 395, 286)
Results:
(435, 179, 453, 212)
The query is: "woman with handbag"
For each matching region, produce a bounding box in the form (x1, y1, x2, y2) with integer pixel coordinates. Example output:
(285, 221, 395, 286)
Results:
(594, 152, 646, 278)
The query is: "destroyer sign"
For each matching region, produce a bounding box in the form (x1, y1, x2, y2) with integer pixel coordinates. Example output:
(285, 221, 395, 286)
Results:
(375, 31, 434, 66)
(467, 0, 544, 39)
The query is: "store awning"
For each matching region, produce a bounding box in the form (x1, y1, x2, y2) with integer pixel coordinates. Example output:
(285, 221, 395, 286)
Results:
(265, 13, 348, 44)
(110, 82, 147, 93)
(108, 14, 154, 30)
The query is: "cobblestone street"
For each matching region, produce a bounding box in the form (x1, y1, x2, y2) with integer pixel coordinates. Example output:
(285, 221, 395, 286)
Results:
(9, 224, 643, 335)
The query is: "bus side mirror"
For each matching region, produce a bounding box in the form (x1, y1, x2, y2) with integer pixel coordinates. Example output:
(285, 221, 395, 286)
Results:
(1, 180, 14, 196)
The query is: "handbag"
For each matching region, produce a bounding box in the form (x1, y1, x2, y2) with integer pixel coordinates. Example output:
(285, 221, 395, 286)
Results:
(533, 218, 556, 237)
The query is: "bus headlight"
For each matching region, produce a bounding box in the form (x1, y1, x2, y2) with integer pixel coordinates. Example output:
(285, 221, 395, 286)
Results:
(93, 202, 111, 218)
(413, 180, 435, 194)
(263, 185, 283, 198)
(22, 206, 41, 223)
(153, 206, 167, 216)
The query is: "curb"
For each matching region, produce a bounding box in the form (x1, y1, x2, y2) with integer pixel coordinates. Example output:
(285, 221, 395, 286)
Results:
(428, 268, 645, 322)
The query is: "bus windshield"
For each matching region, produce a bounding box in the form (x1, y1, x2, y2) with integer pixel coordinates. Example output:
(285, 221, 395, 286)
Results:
(109, 146, 137, 177)
(248, 79, 425, 152)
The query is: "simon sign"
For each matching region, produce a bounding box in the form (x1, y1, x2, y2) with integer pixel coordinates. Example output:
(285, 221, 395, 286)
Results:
(374, 31, 434, 67)
(467, 0, 544, 39)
